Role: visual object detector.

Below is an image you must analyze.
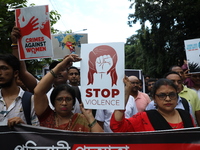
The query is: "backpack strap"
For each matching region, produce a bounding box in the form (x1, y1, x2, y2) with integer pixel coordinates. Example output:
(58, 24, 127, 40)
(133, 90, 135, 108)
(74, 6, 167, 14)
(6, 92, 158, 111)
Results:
(21, 91, 33, 125)
(180, 97, 190, 112)
(146, 109, 194, 130)
(146, 110, 172, 130)
(176, 109, 194, 128)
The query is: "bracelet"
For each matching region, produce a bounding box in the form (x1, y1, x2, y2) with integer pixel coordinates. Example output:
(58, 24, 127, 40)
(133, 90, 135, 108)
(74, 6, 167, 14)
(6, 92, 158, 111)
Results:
(88, 119, 97, 128)
(11, 43, 18, 47)
(50, 69, 57, 78)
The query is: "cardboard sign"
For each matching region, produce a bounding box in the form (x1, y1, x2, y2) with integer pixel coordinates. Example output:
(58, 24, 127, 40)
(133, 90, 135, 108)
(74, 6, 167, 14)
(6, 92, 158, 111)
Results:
(81, 43, 124, 109)
(184, 38, 200, 73)
(15, 5, 53, 60)
(52, 33, 88, 59)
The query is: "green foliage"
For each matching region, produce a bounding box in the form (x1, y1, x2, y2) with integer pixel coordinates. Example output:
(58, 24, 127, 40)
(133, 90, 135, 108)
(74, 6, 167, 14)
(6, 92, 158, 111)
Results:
(49, 10, 61, 34)
(55, 29, 73, 34)
(0, 0, 61, 75)
(0, 0, 26, 54)
(126, 0, 200, 78)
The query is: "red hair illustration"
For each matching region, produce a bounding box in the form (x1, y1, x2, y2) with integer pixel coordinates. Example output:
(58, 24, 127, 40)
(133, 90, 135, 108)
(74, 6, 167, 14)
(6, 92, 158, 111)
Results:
(87, 45, 118, 86)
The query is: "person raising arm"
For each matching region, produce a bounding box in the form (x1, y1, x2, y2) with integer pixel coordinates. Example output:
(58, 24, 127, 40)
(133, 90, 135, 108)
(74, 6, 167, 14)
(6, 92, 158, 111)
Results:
(110, 78, 195, 132)
(34, 54, 103, 132)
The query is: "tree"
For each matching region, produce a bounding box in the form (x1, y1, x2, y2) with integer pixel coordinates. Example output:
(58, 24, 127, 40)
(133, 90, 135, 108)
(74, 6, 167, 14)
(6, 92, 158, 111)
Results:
(0, 0, 27, 53)
(0, 0, 61, 75)
(126, 0, 200, 77)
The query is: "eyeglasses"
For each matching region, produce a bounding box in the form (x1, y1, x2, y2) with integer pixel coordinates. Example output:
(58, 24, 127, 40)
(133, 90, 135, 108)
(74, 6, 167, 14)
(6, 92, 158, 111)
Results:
(155, 92, 177, 100)
(55, 97, 73, 103)
(131, 82, 139, 85)
(69, 72, 79, 76)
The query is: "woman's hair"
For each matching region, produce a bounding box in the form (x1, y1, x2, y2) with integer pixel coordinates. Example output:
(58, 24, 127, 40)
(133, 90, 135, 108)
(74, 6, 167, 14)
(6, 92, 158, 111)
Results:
(151, 78, 178, 99)
(87, 45, 118, 86)
(50, 84, 76, 106)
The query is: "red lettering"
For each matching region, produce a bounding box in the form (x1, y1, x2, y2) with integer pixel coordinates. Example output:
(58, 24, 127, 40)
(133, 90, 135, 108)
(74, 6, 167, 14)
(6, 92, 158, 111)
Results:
(41, 37, 44, 41)
(102, 89, 110, 98)
(93, 89, 100, 97)
(86, 89, 92, 97)
(85, 89, 120, 98)
(112, 89, 119, 98)
(25, 37, 45, 43)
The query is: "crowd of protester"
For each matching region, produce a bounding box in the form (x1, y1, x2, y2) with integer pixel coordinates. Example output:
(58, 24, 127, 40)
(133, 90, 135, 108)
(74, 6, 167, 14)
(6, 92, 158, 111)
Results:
(0, 26, 200, 133)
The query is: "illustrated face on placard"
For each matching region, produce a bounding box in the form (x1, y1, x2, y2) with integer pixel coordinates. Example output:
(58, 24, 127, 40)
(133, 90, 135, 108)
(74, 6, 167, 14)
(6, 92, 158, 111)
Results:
(62, 35, 76, 53)
(87, 45, 118, 87)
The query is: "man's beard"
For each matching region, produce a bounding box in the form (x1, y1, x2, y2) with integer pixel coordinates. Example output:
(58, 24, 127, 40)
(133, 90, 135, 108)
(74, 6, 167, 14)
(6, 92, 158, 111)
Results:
(0, 78, 13, 88)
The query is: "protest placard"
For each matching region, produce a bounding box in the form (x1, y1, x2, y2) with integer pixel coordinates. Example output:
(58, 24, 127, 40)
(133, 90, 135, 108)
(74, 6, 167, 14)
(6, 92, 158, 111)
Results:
(52, 33, 88, 59)
(184, 38, 200, 73)
(15, 5, 53, 60)
(81, 43, 124, 109)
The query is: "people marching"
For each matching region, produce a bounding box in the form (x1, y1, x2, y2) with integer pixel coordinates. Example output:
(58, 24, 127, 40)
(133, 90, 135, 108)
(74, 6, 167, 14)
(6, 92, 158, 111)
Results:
(1, 25, 200, 135)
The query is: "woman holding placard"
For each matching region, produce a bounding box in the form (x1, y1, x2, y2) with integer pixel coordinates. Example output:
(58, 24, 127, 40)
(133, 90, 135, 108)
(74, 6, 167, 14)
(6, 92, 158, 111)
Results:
(34, 54, 103, 132)
(110, 78, 195, 132)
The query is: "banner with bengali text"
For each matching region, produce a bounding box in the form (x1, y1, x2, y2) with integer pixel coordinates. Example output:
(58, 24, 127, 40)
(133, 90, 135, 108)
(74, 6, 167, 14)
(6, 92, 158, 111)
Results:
(1, 125, 200, 150)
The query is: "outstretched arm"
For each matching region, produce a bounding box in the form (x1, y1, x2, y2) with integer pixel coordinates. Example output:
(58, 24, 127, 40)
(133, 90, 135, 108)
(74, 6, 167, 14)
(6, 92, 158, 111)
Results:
(11, 26, 37, 93)
(113, 76, 132, 121)
(34, 54, 81, 116)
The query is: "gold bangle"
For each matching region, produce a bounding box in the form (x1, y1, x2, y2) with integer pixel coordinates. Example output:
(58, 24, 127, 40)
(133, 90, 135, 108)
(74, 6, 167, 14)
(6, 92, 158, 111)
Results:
(11, 43, 18, 47)
(50, 69, 57, 78)
(88, 119, 97, 128)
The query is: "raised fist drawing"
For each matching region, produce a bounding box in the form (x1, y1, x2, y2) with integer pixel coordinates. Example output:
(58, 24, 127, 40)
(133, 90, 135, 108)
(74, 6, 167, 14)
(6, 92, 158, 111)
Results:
(95, 55, 113, 76)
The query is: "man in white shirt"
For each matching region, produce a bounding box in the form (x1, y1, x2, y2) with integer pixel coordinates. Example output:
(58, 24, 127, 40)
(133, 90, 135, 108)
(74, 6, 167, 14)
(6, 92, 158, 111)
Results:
(0, 54, 39, 126)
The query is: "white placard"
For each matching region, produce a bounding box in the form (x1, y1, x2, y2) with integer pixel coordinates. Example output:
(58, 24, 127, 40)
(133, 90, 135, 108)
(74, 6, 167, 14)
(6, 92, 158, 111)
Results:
(184, 38, 200, 73)
(15, 5, 53, 60)
(80, 42, 125, 109)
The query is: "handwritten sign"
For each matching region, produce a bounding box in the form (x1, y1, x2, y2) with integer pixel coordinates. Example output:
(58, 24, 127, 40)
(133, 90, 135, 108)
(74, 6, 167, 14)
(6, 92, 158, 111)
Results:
(184, 38, 200, 73)
(15, 5, 53, 60)
(81, 43, 125, 109)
